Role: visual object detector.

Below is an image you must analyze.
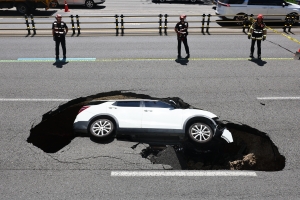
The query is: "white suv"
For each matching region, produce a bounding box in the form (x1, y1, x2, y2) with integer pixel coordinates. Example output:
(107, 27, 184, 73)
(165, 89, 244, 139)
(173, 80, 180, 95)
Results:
(73, 99, 233, 146)
(215, 0, 300, 21)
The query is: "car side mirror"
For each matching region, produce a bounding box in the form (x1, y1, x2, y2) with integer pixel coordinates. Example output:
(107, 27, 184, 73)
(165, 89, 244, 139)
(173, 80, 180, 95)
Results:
(169, 100, 177, 108)
(282, 2, 285, 7)
(212, 6, 216, 10)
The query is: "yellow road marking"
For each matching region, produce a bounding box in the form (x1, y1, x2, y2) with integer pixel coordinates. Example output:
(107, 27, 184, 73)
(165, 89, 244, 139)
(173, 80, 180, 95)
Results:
(0, 58, 293, 62)
(266, 26, 300, 45)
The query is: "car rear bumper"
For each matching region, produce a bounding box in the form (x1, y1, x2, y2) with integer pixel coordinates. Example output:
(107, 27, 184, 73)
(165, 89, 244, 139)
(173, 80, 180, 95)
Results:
(73, 121, 88, 134)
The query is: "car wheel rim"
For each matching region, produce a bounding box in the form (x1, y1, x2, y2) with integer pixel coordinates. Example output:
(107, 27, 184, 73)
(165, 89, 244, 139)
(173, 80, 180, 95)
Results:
(91, 119, 112, 136)
(190, 123, 212, 142)
(19, 6, 26, 13)
(86, 0, 94, 8)
(191, 0, 196, 2)
(235, 15, 244, 25)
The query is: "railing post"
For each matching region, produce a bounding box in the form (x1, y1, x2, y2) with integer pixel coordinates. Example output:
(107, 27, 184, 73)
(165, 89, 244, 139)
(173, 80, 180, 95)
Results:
(164, 14, 168, 35)
(283, 13, 295, 32)
(242, 14, 248, 33)
(206, 14, 211, 33)
(30, 14, 36, 35)
(201, 14, 206, 34)
(70, 15, 75, 35)
(24, 14, 31, 35)
(159, 14, 162, 35)
(115, 14, 119, 36)
(121, 14, 124, 36)
(76, 15, 80, 35)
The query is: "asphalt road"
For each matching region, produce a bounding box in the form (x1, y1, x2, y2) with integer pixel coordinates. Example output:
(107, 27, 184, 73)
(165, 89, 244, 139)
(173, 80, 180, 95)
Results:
(1, 0, 300, 199)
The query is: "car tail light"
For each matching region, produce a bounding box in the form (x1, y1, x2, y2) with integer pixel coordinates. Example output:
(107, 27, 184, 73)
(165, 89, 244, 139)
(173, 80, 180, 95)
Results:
(78, 106, 90, 114)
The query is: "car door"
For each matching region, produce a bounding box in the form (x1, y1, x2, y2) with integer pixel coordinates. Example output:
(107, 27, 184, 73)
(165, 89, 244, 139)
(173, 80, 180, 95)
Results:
(108, 101, 143, 128)
(247, 0, 269, 17)
(266, 0, 288, 20)
(62, 0, 75, 5)
(141, 101, 183, 130)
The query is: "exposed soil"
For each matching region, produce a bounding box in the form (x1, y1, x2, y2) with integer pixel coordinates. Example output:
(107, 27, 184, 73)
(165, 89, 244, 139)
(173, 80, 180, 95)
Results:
(27, 91, 285, 171)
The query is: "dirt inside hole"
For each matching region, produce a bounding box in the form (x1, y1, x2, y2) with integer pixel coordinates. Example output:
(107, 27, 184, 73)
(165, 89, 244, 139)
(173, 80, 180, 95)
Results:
(27, 91, 285, 171)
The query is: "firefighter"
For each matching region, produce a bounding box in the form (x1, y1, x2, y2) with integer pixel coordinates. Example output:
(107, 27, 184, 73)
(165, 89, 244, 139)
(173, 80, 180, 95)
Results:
(174, 14, 190, 59)
(248, 14, 267, 59)
(52, 14, 68, 61)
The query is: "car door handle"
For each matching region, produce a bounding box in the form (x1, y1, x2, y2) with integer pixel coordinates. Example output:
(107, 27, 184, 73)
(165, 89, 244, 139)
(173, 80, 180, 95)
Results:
(109, 107, 117, 109)
(144, 110, 152, 112)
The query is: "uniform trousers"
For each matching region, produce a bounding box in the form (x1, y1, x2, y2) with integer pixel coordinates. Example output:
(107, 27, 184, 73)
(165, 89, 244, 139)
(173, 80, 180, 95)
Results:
(55, 36, 66, 58)
(250, 39, 261, 56)
(178, 37, 190, 56)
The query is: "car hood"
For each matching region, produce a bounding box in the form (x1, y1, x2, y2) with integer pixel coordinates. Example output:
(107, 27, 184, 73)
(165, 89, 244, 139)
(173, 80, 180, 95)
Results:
(184, 108, 218, 119)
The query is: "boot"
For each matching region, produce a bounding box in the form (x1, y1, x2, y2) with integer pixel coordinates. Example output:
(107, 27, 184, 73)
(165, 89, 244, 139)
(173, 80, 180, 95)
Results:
(258, 54, 261, 60)
(249, 53, 254, 58)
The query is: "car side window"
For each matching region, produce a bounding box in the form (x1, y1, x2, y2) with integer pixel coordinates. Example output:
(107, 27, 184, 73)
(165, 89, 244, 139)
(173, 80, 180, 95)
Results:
(115, 101, 141, 107)
(248, 0, 266, 5)
(144, 101, 174, 108)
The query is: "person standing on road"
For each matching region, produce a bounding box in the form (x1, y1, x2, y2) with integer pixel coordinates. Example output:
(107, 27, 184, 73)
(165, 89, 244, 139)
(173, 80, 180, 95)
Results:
(248, 14, 267, 60)
(52, 14, 68, 61)
(174, 14, 190, 59)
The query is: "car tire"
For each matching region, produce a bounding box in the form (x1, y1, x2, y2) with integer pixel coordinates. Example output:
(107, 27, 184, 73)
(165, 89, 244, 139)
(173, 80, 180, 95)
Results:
(234, 13, 245, 25)
(159, 0, 165, 2)
(187, 122, 213, 144)
(190, 0, 197, 3)
(16, 3, 29, 14)
(85, 0, 95, 8)
(50, 1, 59, 8)
(289, 12, 299, 24)
(88, 118, 115, 139)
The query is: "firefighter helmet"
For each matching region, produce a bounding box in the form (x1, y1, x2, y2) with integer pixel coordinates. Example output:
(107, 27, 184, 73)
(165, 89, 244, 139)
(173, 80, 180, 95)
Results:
(257, 14, 263, 20)
(55, 14, 62, 19)
(180, 14, 186, 20)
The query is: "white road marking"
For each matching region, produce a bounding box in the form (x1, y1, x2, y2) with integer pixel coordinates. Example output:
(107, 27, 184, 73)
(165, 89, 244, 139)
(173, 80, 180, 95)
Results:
(257, 97, 300, 100)
(0, 98, 70, 102)
(111, 171, 257, 177)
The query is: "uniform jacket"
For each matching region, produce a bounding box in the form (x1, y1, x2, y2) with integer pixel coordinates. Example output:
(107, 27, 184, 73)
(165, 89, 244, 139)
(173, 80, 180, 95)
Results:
(249, 21, 266, 40)
(175, 21, 189, 39)
(52, 21, 68, 38)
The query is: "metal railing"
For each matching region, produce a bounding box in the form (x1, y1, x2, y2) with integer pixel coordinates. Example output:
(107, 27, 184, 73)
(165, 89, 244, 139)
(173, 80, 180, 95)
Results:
(0, 13, 299, 37)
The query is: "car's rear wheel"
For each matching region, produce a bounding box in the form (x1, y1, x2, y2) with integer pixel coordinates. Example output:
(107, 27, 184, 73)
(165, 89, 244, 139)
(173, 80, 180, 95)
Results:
(187, 122, 213, 144)
(89, 118, 115, 139)
(50, 1, 59, 8)
(234, 13, 245, 25)
(16, 3, 29, 14)
(85, 0, 95, 8)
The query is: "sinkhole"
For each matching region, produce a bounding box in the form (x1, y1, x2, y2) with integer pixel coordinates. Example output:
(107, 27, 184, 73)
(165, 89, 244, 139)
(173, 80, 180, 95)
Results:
(27, 91, 285, 171)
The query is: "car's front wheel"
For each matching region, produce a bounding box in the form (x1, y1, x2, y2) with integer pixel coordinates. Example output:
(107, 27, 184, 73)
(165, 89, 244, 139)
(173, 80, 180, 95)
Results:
(187, 122, 213, 144)
(85, 0, 95, 8)
(89, 118, 115, 139)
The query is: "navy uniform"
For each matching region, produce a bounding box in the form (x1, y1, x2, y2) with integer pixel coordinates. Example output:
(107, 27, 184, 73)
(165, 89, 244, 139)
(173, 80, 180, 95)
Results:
(248, 14, 267, 59)
(52, 14, 68, 60)
(174, 14, 190, 59)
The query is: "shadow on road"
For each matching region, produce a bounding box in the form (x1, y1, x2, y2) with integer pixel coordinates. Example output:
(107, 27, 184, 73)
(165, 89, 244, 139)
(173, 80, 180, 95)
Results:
(248, 58, 267, 66)
(175, 58, 189, 65)
(53, 60, 69, 68)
